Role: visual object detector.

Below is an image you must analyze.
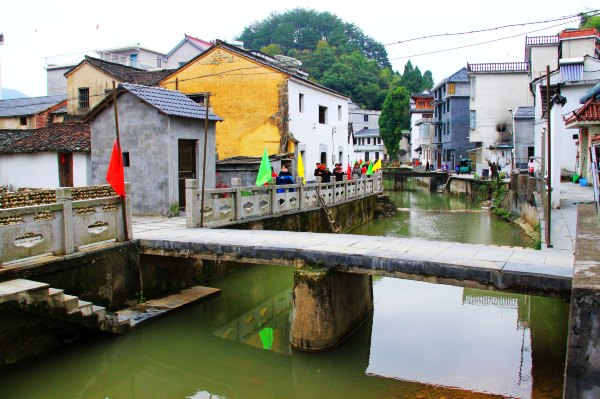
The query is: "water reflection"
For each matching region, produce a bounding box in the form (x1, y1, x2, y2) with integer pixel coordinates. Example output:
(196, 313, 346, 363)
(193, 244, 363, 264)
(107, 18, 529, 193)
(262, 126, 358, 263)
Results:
(353, 187, 534, 247)
(0, 265, 566, 399)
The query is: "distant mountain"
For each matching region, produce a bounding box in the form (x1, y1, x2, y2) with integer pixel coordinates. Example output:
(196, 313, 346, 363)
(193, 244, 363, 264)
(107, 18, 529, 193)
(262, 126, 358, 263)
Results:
(1, 88, 28, 100)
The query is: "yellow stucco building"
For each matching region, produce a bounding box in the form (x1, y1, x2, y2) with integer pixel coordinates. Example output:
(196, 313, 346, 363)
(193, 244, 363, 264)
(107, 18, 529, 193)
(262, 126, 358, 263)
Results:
(160, 41, 300, 159)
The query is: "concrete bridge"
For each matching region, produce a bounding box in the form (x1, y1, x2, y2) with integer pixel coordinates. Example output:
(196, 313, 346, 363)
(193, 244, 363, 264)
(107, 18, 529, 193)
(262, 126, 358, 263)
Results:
(384, 168, 449, 191)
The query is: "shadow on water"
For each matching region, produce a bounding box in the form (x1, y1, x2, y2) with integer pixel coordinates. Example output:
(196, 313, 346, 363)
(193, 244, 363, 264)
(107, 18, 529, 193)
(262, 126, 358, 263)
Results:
(0, 263, 568, 399)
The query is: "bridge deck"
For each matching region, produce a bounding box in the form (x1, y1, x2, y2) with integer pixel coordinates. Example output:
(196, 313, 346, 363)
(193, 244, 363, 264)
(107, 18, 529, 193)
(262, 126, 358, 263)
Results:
(134, 218, 573, 296)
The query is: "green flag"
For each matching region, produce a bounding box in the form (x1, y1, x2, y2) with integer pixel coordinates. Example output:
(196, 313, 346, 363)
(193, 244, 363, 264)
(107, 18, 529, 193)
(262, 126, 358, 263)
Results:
(255, 147, 272, 186)
(366, 161, 374, 176)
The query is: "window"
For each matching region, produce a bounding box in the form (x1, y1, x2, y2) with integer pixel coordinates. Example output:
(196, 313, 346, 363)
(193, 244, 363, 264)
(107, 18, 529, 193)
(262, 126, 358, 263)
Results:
(353, 137, 357, 145)
(448, 83, 455, 95)
(319, 106, 328, 124)
(320, 152, 327, 164)
(299, 93, 304, 113)
(528, 147, 534, 158)
(447, 101, 450, 112)
(364, 114, 369, 122)
(339, 151, 343, 163)
(378, 138, 381, 144)
(123, 152, 130, 167)
(78, 88, 90, 109)
(129, 53, 138, 67)
(19, 116, 27, 126)
(187, 93, 206, 105)
(156, 56, 163, 68)
(365, 152, 369, 161)
(367, 138, 371, 145)
(470, 110, 476, 129)
(338, 105, 342, 121)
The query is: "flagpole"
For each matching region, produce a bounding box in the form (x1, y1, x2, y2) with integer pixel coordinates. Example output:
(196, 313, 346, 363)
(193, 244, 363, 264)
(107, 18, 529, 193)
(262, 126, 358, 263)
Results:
(112, 80, 129, 240)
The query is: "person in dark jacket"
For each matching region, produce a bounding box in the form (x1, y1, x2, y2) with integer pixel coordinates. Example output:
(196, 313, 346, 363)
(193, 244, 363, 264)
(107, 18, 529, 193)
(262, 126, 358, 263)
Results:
(333, 163, 344, 181)
(321, 167, 332, 183)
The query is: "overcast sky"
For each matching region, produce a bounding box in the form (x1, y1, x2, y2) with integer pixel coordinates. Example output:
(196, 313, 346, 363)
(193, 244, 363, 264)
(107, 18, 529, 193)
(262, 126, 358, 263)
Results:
(0, 0, 595, 98)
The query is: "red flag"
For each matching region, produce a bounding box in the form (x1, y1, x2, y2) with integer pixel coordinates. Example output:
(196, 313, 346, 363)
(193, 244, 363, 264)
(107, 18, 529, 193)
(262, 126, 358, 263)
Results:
(106, 139, 125, 197)
(347, 164, 352, 180)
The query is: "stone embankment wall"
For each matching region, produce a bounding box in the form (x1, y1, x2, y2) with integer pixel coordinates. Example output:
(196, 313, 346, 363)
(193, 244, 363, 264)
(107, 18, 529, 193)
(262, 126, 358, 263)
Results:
(499, 173, 539, 229)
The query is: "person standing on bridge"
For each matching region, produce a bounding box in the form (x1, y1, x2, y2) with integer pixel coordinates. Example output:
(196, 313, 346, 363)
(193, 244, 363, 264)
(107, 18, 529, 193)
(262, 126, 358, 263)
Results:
(425, 161, 430, 172)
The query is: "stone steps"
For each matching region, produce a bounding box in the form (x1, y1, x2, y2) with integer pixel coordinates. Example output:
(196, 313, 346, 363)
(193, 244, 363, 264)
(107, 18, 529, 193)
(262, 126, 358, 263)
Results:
(0, 278, 131, 334)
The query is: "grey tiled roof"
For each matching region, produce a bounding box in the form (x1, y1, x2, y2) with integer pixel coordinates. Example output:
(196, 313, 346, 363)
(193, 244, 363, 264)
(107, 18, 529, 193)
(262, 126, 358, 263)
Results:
(0, 95, 66, 117)
(0, 122, 90, 153)
(119, 83, 223, 121)
(67, 56, 173, 86)
(514, 106, 535, 119)
(353, 128, 380, 137)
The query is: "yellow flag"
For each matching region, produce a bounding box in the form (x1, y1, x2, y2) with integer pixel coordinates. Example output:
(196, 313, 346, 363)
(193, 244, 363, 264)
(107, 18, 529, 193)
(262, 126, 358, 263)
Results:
(297, 151, 305, 184)
(372, 158, 382, 171)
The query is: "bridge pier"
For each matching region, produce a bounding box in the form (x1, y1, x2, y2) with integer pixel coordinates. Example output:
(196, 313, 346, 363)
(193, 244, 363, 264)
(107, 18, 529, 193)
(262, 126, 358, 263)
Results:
(291, 267, 373, 352)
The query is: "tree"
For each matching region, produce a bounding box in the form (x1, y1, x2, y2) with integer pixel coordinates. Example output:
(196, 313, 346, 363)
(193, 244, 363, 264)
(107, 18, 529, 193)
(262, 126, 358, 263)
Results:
(261, 44, 283, 56)
(379, 86, 411, 160)
(422, 71, 434, 90)
(580, 12, 600, 30)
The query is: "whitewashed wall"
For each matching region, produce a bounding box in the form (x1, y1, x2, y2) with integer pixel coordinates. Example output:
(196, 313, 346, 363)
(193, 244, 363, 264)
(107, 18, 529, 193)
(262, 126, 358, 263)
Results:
(0, 152, 89, 190)
(288, 79, 353, 177)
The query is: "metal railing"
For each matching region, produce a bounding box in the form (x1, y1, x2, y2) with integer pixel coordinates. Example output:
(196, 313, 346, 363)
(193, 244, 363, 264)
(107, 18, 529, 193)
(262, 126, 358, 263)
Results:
(185, 173, 383, 227)
(525, 36, 559, 46)
(0, 185, 131, 265)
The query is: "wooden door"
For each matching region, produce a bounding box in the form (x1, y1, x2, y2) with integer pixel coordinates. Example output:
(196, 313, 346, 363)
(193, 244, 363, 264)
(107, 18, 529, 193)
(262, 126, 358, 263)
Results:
(58, 153, 73, 187)
(178, 139, 197, 209)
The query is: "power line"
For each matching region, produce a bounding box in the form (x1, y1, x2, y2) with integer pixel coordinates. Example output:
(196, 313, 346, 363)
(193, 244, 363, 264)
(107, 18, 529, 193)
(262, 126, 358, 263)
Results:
(385, 10, 599, 46)
(388, 15, 589, 61)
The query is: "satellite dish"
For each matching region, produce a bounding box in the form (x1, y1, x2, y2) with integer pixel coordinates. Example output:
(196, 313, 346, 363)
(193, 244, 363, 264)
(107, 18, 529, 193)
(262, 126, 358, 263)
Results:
(274, 55, 302, 68)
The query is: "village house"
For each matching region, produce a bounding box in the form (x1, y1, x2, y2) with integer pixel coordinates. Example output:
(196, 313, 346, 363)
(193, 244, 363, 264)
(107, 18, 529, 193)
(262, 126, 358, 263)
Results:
(160, 40, 353, 176)
(409, 90, 434, 165)
(0, 95, 66, 129)
(87, 83, 222, 217)
(349, 101, 386, 163)
(467, 62, 532, 176)
(164, 34, 214, 69)
(64, 56, 173, 118)
(46, 45, 167, 96)
(432, 68, 473, 171)
(564, 84, 600, 184)
(0, 122, 90, 190)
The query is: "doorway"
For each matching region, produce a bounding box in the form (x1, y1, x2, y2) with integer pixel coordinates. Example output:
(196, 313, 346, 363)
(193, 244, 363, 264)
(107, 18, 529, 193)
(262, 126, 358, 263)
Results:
(58, 153, 73, 187)
(178, 139, 197, 210)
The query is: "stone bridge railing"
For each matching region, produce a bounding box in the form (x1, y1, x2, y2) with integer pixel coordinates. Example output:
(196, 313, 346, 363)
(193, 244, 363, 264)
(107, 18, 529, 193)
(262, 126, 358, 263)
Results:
(185, 172, 383, 228)
(0, 184, 132, 265)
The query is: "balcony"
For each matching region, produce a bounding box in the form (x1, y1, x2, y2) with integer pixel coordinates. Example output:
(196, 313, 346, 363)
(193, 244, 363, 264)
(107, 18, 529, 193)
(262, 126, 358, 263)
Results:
(467, 62, 529, 73)
(526, 35, 559, 46)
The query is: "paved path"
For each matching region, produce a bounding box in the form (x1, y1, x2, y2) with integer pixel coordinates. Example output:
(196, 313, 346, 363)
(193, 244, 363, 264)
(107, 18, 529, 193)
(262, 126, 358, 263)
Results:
(544, 181, 596, 253)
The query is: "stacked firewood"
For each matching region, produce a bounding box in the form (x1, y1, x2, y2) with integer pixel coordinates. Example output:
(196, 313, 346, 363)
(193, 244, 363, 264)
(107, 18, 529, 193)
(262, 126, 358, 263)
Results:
(0, 185, 118, 210)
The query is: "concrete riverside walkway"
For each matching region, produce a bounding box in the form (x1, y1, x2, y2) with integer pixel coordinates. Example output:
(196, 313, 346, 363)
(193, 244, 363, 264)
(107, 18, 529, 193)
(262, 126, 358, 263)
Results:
(133, 219, 573, 296)
(542, 181, 596, 254)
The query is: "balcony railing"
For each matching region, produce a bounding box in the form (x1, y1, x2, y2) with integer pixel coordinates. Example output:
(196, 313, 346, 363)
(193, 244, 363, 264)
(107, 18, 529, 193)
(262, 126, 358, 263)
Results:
(46, 50, 163, 70)
(526, 36, 559, 46)
(467, 62, 529, 73)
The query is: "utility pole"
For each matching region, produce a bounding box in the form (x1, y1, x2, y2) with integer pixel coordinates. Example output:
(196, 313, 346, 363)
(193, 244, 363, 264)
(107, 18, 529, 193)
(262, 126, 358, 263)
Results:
(200, 93, 211, 227)
(545, 65, 552, 248)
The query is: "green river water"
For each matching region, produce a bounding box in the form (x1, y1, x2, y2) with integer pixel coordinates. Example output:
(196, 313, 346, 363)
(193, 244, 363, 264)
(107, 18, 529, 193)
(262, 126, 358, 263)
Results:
(0, 188, 568, 399)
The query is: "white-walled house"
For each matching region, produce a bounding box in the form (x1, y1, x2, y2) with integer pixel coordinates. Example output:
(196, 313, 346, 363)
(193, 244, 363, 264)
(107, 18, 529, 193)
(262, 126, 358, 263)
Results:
(410, 91, 434, 165)
(164, 35, 214, 69)
(0, 122, 90, 190)
(467, 62, 533, 175)
(287, 78, 354, 172)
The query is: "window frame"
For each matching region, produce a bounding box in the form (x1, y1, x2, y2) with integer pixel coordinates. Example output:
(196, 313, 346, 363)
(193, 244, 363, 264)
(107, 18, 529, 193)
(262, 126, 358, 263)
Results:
(78, 87, 90, 110)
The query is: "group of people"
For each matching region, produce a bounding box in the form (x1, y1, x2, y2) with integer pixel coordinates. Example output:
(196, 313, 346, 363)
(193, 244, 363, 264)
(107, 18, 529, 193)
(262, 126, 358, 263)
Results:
(314, 161, 375, 183)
